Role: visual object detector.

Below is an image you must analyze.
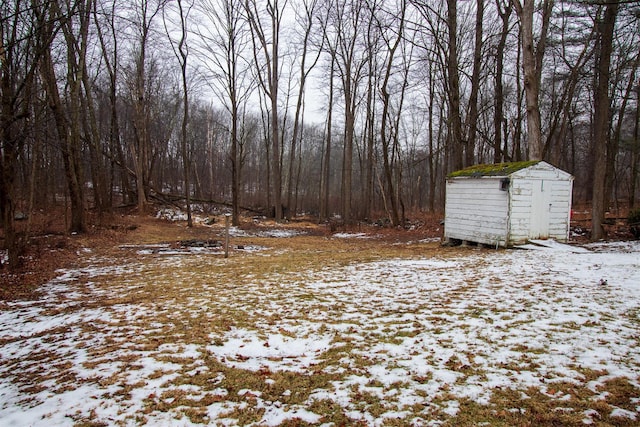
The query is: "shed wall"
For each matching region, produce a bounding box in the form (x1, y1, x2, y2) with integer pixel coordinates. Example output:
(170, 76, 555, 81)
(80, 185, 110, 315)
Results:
(508, 177, 573, 244)
(509, 162, 573, 245)
(444, 178, 509, 246)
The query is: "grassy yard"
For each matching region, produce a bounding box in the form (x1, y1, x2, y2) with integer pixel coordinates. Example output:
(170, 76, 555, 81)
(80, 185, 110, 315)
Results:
(1, 216, 639, 426)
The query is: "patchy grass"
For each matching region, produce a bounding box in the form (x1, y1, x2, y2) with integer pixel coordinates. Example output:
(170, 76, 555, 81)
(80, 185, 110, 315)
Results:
(1, 217, 639, 426)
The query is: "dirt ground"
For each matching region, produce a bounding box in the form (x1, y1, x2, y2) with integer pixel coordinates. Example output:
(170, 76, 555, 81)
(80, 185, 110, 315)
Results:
(2, 206, 639, 426)
(0, 207, 445, 301)
(1, 203, 635, 301)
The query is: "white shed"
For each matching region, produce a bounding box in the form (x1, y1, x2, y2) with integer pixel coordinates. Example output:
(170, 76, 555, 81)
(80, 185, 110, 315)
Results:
(444, 161, 573, 247)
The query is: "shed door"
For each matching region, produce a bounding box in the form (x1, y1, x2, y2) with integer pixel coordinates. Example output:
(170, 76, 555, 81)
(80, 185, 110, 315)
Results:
(530, 179, 551, 239)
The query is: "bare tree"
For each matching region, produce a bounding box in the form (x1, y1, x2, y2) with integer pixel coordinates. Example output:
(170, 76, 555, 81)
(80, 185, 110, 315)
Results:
(606, 26, 640, 208)
(197, 0, 254, 225)
(322, 0, 369, 224)
(245, 0, 286, 221)
(39, 0, 88, 234)
(362, 3, 379, 221)
(411, 0, 449, 210)
(1, 0, 59, 267)
(319, 52, 336, 221)
(93, 0, 133, 206)
(286, 0, 322, 217)
(446, 0, 464, 171)
(512, 0, 554, 161)
(631, 83, 640, 208)
(494, 0, 512, 163)
(465, 0, 484, 167)
(542, 4, 595, 167)
(128, 0, 166, 213)
(378, 0, 407, 226)
(164, 0, 193, 226)
(592, 1, 620, 240)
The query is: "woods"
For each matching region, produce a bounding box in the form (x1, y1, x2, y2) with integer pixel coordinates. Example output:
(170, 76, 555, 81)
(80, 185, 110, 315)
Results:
(2, 0, 640, 268)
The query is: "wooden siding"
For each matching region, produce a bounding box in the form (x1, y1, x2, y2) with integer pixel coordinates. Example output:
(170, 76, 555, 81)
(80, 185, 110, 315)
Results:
(444, 178, 509, 246)
(546, 180, 573, 241)
(445, 162, 573, 247)
(508, 179, 533, 243)
(510, 161, 573, 181)
(508, 172, 573, 245)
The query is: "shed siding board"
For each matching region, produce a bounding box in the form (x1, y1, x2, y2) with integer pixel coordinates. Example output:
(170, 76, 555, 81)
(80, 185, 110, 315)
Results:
(445, 178, 509, 245)
(508, 179, 533, 243)
(547, 180, 572, 241)
(445, 161, 573, 247)
(511, 162, 572, 181)
(509, 178, 572, 244)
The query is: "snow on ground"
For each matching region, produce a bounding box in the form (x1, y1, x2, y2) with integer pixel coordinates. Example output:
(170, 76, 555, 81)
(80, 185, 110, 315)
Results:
(155, 208, 307, 239)
(332, 232, 371, 239)
(0, 241, 639, 425)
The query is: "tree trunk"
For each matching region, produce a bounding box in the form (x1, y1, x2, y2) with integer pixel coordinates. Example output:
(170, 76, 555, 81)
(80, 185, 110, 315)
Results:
(364, 65, 375, 220)
(606, 49, 639, 208)
(427, 62, 437, 212)
(516, 0, 541, 160)
(245, 0, 283, 221)
(320, 55, 335, 221)
(172, 0, 192, 227)
(447, 0, 463, 171)
(631, 85, 640, 208)
(93, 0, 131, 206)
(130, 0, 162, 213)
(513, 0, 553, 161)
(287, 1, 320, 219)
(41, 3, 86, 234)
(514, 27, 523, 161)
(271, 15, 282, 222)
(591, 1, 619, 240)
(0, 41, 21, 267)
(379, 2, 405, 227)
(494, 0, 511, 163)
(342, 78, 355, 224)
(466, 0, 483, 167)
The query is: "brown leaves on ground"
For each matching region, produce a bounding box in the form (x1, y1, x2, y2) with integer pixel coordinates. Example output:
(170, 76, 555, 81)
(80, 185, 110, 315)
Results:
(0, 209, 444, 302)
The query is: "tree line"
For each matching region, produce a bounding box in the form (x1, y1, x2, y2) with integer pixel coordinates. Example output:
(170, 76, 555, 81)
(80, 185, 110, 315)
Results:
(1, 0, 639, 267)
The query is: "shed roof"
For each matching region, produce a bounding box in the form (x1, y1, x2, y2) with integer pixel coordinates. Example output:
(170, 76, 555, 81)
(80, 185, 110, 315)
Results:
(448, 160, 541, 178)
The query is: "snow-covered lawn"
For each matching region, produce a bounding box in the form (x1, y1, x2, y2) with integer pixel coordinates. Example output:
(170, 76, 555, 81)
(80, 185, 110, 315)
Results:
(1, 238, 639, 426)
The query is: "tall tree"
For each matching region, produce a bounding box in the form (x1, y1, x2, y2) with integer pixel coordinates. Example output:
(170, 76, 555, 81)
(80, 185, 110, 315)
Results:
(631, 83, 640, 208)
(1, 0, 55, 267)
(379, 0, 406, 226)
(245, 0, 286, 221)
(542, 8, 596, 167)
(362, 2, 379, 221)
(606, 31, 640, 208)
(165, 0, 193, 226)
(286, 0, 322, 217)
(323, 0, 368, 224)
(591, 1, 620, 240)
(129, 0, 165, 213)
(465, 0, 484, 167)
(446, 0, 463, 170)
(512, 0, 554, 161)
(198, 0, 254, 225)
(39, 0, 87, 234)
(494, 0, 512, 163)
(93, 0, 133, 206)
(319, 52, 336, 221)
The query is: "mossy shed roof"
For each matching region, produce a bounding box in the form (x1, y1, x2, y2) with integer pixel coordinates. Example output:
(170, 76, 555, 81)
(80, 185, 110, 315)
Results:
(447, 161, 541, 178)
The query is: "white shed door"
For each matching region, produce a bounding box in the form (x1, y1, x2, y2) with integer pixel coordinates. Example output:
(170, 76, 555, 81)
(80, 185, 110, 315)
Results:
(530, 180, 551, 239)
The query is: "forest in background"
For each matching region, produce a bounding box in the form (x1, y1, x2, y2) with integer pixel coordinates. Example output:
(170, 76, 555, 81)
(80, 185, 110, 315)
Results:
(1, 0, 639, 268)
